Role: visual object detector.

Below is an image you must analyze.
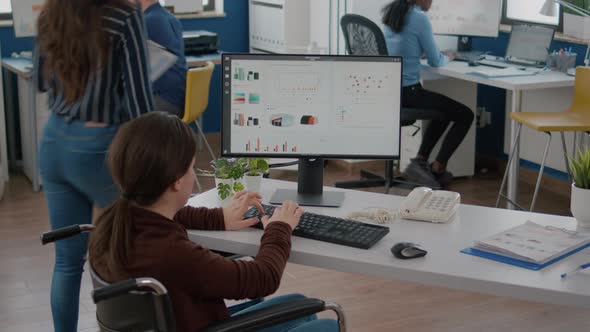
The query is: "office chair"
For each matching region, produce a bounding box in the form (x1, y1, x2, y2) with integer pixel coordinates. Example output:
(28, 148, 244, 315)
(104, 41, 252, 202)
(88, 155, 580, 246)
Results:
(335, 14, 443, 192)
(183, 61, 217, 162)
(183, 61, 216, 192)
(41, 225, 347, 332)
(496, 66, 590, 211)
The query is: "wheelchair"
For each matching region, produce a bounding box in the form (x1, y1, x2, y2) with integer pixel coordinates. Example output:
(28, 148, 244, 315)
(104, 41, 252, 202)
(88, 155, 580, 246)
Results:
(41, 224, 347, 332)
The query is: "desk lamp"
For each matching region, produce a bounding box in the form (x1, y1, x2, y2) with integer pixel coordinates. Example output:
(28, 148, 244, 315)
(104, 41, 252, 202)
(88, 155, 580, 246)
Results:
(540, 0, 590, 67)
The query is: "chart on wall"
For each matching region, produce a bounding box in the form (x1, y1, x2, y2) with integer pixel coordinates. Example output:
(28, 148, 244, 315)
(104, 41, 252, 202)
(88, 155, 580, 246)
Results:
(11, 0, 44, 38)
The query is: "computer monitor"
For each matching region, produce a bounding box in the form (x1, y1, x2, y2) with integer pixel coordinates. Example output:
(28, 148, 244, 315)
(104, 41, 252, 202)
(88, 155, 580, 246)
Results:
(427, 0, 503, 38)
(221, 53, 403, 207)
(505, 24, 555, 65)
(506, 0, 560, 26)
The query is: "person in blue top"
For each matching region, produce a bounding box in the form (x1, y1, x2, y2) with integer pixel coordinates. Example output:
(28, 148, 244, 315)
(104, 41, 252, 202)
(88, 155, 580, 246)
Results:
(140, 0, 188, 118)
(382, 0, 474, 188)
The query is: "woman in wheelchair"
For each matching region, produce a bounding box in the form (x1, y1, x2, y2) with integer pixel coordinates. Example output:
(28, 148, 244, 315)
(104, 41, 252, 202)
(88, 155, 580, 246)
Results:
(88, 112, 338, 332)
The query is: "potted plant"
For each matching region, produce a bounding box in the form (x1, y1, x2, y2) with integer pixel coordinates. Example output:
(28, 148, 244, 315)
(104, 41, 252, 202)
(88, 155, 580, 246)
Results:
(241, 158, 269, 193)
(570, 146, 590, 228)
(206, 158, 245, 205)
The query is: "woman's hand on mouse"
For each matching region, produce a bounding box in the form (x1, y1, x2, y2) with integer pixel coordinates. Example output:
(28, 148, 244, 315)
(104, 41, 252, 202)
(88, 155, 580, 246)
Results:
(222, 191, 264, 230)
(261, 200, 304, 231)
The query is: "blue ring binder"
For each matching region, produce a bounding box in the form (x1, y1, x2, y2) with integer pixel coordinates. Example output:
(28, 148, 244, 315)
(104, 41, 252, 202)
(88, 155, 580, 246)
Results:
(461, 242, 590, 271)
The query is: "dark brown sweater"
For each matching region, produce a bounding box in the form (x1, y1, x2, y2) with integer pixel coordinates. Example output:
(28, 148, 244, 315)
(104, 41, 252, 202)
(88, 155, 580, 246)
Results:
(90, 206, 292, 332)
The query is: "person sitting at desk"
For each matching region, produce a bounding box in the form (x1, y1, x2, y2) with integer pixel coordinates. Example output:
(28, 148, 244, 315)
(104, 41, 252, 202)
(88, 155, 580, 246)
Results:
(88, 112, 339, 332)
(382, 0, 474, 188)
(139, 0, 188, 117)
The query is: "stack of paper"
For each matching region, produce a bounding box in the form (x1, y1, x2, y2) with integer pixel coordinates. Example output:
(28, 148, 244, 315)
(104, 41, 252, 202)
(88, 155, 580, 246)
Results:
(468, 67, 541, 78)
(473, 221, 590, 265)
(147, 40, 178, 82)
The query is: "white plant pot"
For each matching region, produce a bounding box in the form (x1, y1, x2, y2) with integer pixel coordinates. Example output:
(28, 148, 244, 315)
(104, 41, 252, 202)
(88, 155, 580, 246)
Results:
(571, 183, 590, 228)
(244, 174, 263, 193)
(214, 178, 233, 207)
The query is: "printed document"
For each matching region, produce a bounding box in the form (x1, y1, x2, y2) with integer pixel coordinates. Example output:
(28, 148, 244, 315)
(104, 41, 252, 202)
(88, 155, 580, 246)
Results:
(474, 221, 590, 264)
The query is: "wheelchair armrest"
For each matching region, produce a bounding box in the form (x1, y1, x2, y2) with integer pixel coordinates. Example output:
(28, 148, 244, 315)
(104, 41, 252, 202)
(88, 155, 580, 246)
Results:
(40, 224, 94, 245)
(92, 278, 168, 303)
(202, 298, 341, 332)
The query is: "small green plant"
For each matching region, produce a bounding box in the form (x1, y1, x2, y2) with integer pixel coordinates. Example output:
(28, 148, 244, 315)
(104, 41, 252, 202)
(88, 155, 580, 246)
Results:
(569, 146, 590, 189)
(201, 158, 246, 200)
(210, 158, 246, 180)
(242, 158, 270, 176)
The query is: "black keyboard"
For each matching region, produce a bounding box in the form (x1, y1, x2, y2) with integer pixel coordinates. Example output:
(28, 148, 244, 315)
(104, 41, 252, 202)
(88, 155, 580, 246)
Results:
(455, 51, 484, 62)
(243, 204, 390, 249)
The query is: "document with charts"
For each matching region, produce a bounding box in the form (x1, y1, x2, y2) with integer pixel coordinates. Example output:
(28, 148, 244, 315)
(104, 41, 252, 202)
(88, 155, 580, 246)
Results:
(473, 221, 590, 264)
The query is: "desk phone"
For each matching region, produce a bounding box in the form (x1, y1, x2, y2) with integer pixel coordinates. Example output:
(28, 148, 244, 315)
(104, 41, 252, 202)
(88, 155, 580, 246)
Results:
(400, 187, 460, 223)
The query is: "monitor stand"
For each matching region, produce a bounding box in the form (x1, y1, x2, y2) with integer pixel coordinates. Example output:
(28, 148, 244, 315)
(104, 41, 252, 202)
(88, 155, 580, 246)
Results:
(457, 36, 472, 52)
(269, 158, 345, 207)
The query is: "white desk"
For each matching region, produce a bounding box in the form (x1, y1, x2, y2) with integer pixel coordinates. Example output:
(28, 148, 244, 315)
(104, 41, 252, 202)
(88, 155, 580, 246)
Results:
(422, 61, 575, 209)
(1, 52, 222, 191)
(0, 45, 8, 191)
(187, 179, 590, 308)
(2, 57, 43, 191)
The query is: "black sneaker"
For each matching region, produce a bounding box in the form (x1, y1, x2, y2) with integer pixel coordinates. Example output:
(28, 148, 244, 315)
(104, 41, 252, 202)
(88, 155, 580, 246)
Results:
(432, 168, 454, 188)
(402, 158, 440, 189)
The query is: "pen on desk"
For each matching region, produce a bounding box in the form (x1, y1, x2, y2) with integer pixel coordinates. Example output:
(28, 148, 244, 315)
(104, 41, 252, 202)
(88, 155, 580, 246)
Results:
(560, 262, 590, 279)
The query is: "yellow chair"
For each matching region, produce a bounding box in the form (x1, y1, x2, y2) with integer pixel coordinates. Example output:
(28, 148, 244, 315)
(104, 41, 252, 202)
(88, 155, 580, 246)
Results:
(497, 66, 590, 211)
(182, 61, 216, 161)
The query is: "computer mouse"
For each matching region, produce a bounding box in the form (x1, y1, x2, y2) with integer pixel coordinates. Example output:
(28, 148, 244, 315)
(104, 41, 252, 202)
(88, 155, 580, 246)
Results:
(391, 242, 427, 260)
(468, 60, 479, 67)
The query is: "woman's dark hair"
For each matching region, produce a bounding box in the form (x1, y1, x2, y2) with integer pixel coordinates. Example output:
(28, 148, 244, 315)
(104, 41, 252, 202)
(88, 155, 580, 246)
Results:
(37, 0, 126, 104)
(382, 0, 415, 33)
(89, 112, 197, 277)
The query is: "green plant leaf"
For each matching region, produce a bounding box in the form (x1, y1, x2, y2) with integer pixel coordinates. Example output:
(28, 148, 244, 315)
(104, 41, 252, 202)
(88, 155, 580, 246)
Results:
(217, 183, 232, 200)
(233, 182, 244, 192)
(569, 146, 590, 189)
(245, 158, 269, 175)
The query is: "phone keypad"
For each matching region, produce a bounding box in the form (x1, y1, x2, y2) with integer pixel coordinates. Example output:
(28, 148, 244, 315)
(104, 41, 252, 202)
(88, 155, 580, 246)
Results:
(425, 196, 454, 212)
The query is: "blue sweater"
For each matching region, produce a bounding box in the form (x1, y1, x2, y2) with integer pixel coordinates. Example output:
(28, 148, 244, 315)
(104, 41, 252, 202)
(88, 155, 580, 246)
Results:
(384, 6, 448, 87)
(145, 3, 187, 108)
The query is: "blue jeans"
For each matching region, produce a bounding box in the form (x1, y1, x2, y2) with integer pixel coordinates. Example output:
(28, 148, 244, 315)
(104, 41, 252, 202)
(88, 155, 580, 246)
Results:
(232, 294, 339, 332)
(39, 113, 120, 332)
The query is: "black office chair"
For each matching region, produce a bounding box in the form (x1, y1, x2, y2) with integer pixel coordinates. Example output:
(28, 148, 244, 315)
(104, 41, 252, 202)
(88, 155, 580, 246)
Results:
(41, 225, 347, 332)
(335, 14, 443, 192)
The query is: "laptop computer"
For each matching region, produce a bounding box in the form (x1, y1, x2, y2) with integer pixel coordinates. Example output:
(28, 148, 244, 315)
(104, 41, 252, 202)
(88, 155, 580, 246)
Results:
(504, 24, 555, 67)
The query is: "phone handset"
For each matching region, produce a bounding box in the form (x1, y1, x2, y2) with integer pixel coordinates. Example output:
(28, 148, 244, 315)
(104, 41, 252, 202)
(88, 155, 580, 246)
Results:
(402, 187, 432, 213)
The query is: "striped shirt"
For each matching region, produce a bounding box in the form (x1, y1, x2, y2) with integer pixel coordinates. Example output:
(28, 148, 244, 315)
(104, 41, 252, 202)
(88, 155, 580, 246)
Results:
(34, 2, 154, 124)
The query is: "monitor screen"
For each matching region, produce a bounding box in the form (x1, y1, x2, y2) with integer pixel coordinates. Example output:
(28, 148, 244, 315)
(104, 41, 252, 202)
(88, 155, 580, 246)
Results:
(506, 24, 554, 63)
(221, 53, 402, 160)
(506, 0, 560, 26)
(427, 0, 503, 37)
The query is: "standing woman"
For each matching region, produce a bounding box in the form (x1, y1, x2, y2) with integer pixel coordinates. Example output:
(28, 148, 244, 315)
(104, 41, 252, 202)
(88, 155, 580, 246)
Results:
(34, 0, 154, 331)
(382, 0, 474, 188)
